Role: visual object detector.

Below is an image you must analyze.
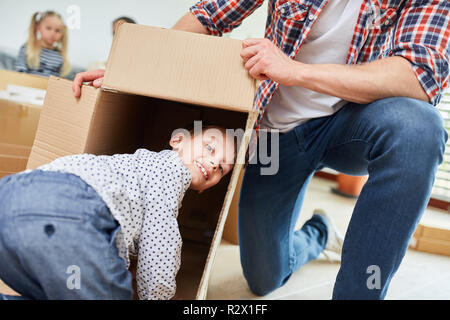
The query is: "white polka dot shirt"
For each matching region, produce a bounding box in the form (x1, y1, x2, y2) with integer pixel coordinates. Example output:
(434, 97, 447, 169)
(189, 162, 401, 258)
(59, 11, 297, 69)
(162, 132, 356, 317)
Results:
(36, 149, 192, 300)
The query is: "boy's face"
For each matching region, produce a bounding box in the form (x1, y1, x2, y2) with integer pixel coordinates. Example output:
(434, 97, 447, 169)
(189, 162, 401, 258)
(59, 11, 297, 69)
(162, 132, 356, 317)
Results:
(170, 128, 235, 192)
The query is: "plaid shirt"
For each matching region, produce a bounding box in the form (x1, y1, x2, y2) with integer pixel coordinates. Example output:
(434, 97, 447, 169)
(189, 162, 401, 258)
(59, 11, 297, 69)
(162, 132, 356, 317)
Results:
(190, 0, 450, 129)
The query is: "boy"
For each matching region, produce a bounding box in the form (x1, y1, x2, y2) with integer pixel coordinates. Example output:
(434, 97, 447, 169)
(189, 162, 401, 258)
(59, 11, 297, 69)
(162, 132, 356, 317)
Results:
(0, 125, 236, 300)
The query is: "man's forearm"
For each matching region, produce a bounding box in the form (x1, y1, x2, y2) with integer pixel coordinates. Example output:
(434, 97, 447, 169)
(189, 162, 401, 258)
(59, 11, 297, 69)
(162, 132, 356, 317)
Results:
(293, 56, 430, 104)
(172, 12, 209, 34)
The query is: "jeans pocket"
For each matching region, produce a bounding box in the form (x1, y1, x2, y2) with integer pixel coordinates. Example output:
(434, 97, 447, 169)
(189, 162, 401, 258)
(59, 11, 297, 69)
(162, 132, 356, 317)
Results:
(10, 213, 88, 282)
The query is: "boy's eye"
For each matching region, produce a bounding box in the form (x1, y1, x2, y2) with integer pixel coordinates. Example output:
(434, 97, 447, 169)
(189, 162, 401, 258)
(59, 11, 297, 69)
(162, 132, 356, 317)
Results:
(219, 165, 224, 174)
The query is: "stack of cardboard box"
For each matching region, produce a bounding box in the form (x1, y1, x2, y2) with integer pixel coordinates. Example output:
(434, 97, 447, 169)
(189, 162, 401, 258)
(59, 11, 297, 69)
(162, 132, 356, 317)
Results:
(0, 70, 48, 179)
(410, 223, 450, 257)
(26, 24, 258, 299)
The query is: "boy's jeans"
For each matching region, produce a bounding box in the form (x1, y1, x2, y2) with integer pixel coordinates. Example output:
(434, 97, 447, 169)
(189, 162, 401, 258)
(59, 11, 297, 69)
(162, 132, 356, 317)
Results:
(239, 97, 448, 299)
(0, 170, 133, 300)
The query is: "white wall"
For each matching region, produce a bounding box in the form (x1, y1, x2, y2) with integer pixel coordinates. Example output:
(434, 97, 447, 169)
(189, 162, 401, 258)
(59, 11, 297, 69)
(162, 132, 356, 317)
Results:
(0, 0, 268, 69)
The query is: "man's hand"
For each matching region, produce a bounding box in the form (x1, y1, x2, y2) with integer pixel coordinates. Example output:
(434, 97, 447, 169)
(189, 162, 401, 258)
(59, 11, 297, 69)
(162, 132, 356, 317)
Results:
(72, 69, 105, 98)
(240, 38, 298, 86)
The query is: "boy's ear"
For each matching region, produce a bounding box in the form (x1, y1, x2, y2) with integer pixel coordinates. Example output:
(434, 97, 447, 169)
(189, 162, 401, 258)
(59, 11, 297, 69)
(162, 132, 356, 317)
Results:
(169, 133, 185, 150)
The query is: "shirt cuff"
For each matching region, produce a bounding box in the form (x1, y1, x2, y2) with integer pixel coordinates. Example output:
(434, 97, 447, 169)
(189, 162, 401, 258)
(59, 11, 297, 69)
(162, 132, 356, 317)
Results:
(189, 1, 224, 37)
(391, 43, 448, 106)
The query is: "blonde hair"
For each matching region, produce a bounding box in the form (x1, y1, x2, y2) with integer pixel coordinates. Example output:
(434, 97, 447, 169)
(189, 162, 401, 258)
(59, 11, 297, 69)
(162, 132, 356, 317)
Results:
(27, 11, 70, 77)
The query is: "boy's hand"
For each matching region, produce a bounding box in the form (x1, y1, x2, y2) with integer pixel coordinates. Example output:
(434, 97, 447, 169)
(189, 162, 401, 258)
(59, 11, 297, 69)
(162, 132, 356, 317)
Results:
(72, 69, 105, 98)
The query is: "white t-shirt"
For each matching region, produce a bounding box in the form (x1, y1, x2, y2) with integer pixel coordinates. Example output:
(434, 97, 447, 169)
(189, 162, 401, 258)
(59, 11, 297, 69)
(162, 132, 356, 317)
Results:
(261, 0, 364, 133)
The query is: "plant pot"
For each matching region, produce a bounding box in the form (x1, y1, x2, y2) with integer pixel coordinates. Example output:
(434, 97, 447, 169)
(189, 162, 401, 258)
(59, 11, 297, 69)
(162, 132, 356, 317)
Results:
(334, 173, 368, 198)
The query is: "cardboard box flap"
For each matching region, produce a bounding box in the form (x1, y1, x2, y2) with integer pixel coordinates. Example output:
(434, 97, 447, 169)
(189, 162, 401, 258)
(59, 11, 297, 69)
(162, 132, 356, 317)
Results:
(103, 24, 256, 113)
(27, 77, 99, 169)
(195, 109, 258, 299)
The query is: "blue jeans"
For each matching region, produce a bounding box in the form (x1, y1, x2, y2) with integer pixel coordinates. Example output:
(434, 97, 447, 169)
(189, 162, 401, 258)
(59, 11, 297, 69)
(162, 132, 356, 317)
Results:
(239, 97, 448, 299)
(0, 170, 133, 300)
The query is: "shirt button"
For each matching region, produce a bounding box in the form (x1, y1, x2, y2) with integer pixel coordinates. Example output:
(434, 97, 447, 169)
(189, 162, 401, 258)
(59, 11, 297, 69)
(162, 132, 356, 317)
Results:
(308, 14, 314, 20)
(384, 19, 391, 26)
(280, 8, 286, 14)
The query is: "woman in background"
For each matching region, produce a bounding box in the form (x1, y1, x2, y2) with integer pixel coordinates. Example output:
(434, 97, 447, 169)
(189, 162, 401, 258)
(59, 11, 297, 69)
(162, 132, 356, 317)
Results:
(15, 11, 70, 77)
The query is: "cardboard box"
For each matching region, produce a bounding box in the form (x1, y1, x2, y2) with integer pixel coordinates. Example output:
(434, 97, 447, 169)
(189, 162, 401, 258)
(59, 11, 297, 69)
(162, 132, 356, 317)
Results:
(0, 69, 48, 91)
(0, 143, 31, 179)
(0, 70, 47, 178)
(410, 223, 450, 257)
(222, 167, 245, 245)
(0, 70, 47, 146)
(26, 24, 258, 299)
(0, 99, 41, 146)
(0, 84, 47, 106)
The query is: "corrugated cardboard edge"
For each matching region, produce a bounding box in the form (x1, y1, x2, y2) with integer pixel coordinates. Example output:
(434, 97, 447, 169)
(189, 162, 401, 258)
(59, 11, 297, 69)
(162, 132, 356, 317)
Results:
(196, 109, 258, 300)
(27, 77, 100, 169)
(101, 84, 253, 114)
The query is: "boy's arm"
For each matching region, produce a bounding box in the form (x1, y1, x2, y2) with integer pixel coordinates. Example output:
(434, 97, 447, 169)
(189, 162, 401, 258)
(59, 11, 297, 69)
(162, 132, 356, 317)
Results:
(135, 214, 182, 300)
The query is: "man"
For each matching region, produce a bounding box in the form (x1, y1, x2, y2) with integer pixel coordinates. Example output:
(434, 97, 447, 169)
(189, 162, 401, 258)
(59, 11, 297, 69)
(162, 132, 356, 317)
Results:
(73, 0, 449, 299)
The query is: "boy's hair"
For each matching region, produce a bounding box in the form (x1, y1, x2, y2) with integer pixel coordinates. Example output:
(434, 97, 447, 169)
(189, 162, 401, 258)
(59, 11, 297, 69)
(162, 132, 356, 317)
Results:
(27, 11, 70, 77)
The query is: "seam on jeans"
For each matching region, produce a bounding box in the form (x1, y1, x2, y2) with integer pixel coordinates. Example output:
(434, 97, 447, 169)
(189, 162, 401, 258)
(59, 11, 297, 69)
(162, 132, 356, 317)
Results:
(286, 175, 313, 277)
(9, 216, 47, 298)
(104, 224, 132, 299)
(293, 126, 317, 173)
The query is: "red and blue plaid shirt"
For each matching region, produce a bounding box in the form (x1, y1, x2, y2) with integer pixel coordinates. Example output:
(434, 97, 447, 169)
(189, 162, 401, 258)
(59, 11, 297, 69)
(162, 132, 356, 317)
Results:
(190, 0, 450, 129)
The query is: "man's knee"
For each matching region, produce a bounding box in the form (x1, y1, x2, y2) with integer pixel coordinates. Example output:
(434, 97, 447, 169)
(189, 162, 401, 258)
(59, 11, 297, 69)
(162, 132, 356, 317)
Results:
(244, 272, 287, 296)
(370, 97, 447, 162)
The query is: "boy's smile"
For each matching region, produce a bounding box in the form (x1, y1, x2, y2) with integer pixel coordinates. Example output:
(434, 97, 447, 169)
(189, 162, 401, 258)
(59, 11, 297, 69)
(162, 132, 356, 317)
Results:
(195, 160, 210, 180)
